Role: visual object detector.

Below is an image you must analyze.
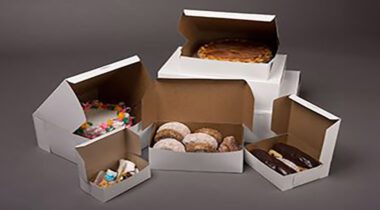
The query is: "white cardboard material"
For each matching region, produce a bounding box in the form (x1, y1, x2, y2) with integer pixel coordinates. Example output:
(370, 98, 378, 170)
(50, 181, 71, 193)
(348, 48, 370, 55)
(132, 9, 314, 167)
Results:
(245, 95, 341, 191)
(148, 126, 252, 173)
(142, 79, 255, 173)
(33, 56, 151, 162)
(249, 70, 301, 141)
(75, 128, 151, 202)
(158, 47, 300, 114)
(178, 9, 279, 80)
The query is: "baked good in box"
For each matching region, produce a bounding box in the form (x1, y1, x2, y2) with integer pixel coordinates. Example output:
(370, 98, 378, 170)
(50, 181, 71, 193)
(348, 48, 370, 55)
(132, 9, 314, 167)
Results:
(271, 143, 321, 169)
(194, 128, 223, 144)
(152, 121, 241, 153)
(154, 122, 191, 142)
(197, 39, 273, 63)
(153, 138, 186, 152)
(182, 133, 218, 152)
(74, 100, 134, 139)
(218, 136, 240, 152)
(249, 142, 321, 175)
(251, 149, 296, 176)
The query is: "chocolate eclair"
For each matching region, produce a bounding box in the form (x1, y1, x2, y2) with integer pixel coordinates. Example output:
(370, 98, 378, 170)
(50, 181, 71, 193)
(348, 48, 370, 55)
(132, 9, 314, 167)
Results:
(272, 143, 321, 169)
(251, 149, 297, 176)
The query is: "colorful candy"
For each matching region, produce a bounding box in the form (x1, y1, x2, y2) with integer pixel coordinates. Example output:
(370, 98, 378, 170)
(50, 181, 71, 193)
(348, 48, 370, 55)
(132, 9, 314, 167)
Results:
(74, 100, 134, 139)
(93, 159, 139, 188)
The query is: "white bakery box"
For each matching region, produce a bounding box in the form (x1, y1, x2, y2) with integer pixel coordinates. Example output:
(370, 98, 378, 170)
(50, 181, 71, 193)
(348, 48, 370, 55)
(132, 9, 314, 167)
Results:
(177, 9, 279, 80)
(158, 47, 300, 139)
(158, 47, 300, 113)
(252, 75, 302, 140)
(245, 94, 341, 191)
(141, 79, 255, 173)
(75, 127, 151, 202)
(32, 55, 152, 162)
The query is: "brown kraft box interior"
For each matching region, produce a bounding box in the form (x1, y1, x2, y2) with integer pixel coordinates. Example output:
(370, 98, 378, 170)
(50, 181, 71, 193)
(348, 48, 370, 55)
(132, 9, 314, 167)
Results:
(244, 94, 341, 190)
(142, 78, 255, 173)
(76, 127, 151, 202)
(33, 56, 153, 163)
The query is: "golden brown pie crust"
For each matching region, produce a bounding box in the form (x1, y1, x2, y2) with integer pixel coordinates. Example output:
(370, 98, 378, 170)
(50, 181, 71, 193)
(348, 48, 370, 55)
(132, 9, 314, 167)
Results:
(197, 39, 273, 63)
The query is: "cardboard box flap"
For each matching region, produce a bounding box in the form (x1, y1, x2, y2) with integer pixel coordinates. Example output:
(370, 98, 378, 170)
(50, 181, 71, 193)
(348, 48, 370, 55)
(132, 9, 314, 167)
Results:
(142, 79, 254, 129)
(67, 55, 152, 123)
(34, 81, 86, 132)
(75, 128, 141, 180)
(271, 95, 340, 160)
(66, 56, 141, 84)
(179, 9, 279, 56)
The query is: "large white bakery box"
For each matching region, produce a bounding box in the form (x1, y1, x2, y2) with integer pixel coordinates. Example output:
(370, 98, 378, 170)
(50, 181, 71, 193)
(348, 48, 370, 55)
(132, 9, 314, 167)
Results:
(141, 79, 255, 173)
(245, 95, 341, 191)
(32, 56, 152, 162)
(75, 127, 151, 202)
(177, 9, 280, 80)
(158, 47, 300, 139)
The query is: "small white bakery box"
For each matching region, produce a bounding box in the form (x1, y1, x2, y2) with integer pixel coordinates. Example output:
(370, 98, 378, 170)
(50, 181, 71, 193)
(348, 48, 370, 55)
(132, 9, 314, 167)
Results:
(75, 127, 151, 202)
(32, 56, 152, 162)
(158, 47, 300, 113)
(142, 79, 255, 173)
(177, 9, 279, 80)
(244, 95, 341, 191)
(250, 72, 301, 141)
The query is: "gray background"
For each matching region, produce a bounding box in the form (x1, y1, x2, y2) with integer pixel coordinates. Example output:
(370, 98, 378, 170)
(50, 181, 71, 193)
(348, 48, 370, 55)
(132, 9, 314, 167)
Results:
(0, 0, 379, 209)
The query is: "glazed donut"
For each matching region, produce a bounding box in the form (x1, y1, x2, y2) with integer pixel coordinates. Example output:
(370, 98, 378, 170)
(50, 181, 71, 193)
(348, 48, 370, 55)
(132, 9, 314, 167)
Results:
(153, 138, 186, 152)
(194, 128, 223, 144)
(154, 122, 191, 142)
(182, 133, 218, 152)
(154, 129, 184, 142)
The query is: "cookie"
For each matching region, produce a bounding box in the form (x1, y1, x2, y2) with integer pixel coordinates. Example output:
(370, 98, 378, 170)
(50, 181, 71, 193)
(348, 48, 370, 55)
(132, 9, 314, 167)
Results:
(182, 133, 218, 152)
(155, 122, 191, 142)
(197, 39, 273, 63)
(153, 138, 186, 152)
(218, 136, 240, 152)
(194, 128, 223, 144)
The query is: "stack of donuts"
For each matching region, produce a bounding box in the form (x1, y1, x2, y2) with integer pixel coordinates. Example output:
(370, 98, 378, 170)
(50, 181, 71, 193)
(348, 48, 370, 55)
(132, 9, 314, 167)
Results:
(152, 122, 240, 153)
(250, 143, 321, 176)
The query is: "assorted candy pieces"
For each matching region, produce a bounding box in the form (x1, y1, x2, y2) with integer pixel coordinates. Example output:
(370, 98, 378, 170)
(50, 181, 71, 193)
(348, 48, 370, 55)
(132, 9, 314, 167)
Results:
(74, 100, 134, 139)
(92, 159, 140, 188)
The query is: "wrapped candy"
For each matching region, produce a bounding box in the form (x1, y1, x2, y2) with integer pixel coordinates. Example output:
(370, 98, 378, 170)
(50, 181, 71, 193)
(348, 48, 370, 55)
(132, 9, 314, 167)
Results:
(93, 159, 139, 188)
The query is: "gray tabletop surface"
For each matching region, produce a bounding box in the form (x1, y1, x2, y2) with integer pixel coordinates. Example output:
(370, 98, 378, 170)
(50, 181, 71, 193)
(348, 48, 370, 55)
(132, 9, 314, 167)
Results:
(0, 0, 379, 209)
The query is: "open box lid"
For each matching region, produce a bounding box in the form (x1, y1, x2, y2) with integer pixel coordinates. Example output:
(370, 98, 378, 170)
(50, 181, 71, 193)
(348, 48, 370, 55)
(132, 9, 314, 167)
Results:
(179, 9, 279, 56)
(271, 95, 341, 164)
(33, 56, 152, 132)
(142, 79, 254, 130)
(75, 128, 141, 180)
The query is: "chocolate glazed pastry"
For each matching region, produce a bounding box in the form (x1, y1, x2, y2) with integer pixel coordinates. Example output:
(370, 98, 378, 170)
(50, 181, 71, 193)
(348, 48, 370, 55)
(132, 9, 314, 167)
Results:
(251, 149, 296, 176)
(272, 143, 321, 169)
